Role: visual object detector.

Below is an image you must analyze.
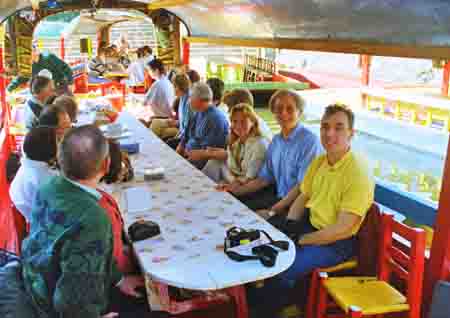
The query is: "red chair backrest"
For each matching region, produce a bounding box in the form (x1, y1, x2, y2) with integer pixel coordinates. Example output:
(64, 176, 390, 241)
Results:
(356, 203, 382, 276)
(0, 128, 21, 254)
(378, 213, 426, 316)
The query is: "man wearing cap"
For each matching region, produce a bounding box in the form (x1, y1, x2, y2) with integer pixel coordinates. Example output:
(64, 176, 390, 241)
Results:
(177, 82, 229, 169)
(8, 43, 73, 95)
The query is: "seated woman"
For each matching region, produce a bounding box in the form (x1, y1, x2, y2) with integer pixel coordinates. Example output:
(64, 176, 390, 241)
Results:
(99, 140, 136, 274)
(143, 59, 175, 120)
(88, 47, 108, 78)
(9, 127, 58, 222)
(38, 105, 72, 142)
(184, 88, 274, 166)
(223, 88, 273, 140)
(105, 46, 127, 73)
(203, 103, 269, 187)
(53, 95, 79, 123)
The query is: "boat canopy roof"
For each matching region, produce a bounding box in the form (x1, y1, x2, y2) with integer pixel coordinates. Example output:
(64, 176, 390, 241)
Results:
(1, 0, 450, 58)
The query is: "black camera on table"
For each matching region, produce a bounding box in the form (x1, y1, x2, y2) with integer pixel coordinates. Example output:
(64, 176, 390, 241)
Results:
(225, 227, 260, 248)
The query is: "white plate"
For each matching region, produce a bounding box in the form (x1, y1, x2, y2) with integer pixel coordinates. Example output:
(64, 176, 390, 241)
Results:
(104, 131, 133, 139)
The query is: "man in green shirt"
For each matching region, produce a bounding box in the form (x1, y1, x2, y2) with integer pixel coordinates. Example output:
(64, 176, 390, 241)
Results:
(22, 125, 150, 318)
(8, 42, 73, 95)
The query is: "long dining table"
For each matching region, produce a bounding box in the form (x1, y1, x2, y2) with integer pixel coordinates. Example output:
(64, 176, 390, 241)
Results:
(103, 111, 296, 318)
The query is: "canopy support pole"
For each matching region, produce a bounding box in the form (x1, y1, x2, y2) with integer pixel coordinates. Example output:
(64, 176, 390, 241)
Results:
(441, 61, 450, 97)
(59, 36, 65, 60)
(424, 136, 450, 312)
(182, 38, 190, 67)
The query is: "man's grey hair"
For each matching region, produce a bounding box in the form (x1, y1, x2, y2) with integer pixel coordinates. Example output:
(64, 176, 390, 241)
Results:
(190, 82, 213, 101)
(58, 125, 109, 180)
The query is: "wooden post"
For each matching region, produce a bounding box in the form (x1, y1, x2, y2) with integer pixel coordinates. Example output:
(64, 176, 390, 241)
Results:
(424, 136, 450, 313)
(441, 61, 450, 97)
(59, 36, 65, 60)
(0, 24, 6, 122)
(361, 55, 371, 86)
(182, 38, 190, 67)
(173, 19, 181, 66)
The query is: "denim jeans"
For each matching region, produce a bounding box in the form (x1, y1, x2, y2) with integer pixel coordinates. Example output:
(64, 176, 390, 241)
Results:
(248, 213, 356, 317)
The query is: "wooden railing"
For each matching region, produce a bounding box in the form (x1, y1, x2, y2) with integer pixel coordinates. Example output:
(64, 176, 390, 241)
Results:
(243, 54, 276, 82)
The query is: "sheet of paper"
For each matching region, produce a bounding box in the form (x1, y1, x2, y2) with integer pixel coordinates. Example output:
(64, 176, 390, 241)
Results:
(124, 186, 152, 213)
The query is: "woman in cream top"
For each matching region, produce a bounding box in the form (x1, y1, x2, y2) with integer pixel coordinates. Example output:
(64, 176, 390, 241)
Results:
(203, 103, 269, 186)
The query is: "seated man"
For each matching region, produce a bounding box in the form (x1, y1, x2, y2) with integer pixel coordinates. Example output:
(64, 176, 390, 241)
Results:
(150, 73, 191, 141)
(177, 82, 229, 169)
(21, 126, 149, 318)
(222, 89, 321, 211)
(24, 76, 55, 130)
(206, 77, 227, 115)
(8, 42, 73, 95)
(249, 104, 375, 318)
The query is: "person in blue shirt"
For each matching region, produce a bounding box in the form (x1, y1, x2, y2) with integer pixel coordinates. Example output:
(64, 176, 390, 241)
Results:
(221, 89, 322, 211)
(177, 82, 229, 169)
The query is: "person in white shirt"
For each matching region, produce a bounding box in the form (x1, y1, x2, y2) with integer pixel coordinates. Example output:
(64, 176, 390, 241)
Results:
(126, 46, 154, 87)
(10, 127, 58, 222)
(143, 58, 175, 119)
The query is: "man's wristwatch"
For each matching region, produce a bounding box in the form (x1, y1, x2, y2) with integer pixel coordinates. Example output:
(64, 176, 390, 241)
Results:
(268, 210, 276, 217)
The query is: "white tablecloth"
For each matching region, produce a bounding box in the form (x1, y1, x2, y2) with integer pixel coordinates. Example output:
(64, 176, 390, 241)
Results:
(110, 112, 295, 291)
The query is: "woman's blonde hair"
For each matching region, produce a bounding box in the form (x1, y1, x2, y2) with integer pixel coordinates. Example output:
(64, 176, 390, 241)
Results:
(229, 103, 262, 145)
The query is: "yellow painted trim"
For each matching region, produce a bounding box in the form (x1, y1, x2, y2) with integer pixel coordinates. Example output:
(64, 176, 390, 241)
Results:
(185, 36, 450, 59)
(147, 0, 195, 9)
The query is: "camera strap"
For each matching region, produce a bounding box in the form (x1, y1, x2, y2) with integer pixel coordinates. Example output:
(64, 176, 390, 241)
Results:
(224, 227, 289, 267)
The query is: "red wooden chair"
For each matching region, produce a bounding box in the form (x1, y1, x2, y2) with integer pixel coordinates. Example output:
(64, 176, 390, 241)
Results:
(316, 213, 426, 318)
(306, 203, 381, 318)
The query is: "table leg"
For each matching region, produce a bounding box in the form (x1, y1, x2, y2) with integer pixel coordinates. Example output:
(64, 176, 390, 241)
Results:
(226, 285, 249, 318)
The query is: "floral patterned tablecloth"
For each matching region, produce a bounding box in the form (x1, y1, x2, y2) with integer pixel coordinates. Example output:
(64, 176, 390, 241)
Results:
(103, 112, 295, 309)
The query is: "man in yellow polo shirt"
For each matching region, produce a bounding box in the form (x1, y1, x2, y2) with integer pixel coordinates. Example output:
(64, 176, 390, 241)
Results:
(248, 104, 374, 318)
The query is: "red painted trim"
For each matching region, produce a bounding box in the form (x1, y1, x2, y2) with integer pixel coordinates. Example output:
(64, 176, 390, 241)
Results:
(424, 137, 450, 311)
(60, 36, 65, 60)
(441, 61, 450, 96)
(272, 73, 292, 82)
(0, 47, 7, 126)
(278, 70, 321, 88)
(182, 38, 190, 67)
(225, 286, 249, 318)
